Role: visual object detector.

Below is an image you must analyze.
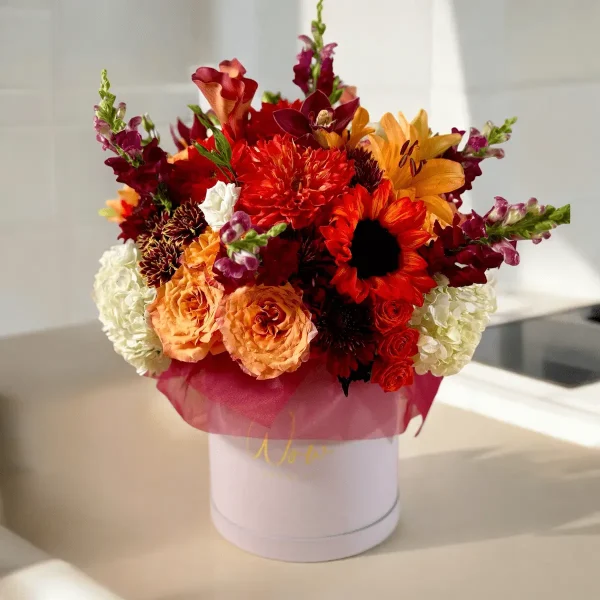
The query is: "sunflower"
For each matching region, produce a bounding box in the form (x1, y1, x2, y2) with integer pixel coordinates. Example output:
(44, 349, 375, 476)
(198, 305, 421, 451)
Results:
(368, 111, 464, 229)
(321, 180, 434, 305)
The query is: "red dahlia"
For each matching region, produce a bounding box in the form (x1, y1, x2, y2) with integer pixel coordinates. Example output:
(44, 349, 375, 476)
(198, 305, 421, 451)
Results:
(235, 134, 354, 229)
(321, 180, 435, 305)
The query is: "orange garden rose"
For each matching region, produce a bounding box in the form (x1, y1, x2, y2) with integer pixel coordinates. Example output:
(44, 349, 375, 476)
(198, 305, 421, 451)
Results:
(220, 284, 317, 379)
(181, 228, 220, 277)
(148, 265, 224, 363)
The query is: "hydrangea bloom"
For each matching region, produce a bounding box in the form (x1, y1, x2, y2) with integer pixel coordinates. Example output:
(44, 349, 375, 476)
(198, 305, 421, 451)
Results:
(410, 276, 497, 377)
(93, 240, 170, 375)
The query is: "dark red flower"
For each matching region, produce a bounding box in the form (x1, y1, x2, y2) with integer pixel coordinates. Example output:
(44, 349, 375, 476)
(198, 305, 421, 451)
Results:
(105, 139, 171, 197)
(170, 113, 208, 152)
(118, 195, 159, 242)
(293, 46, 314, 95)
(257, 237, 300, 286)
(192, 59, 258, 139)
(347, 146, 383, 193)
(168, 141, 226, 206)
(273, 90, 359, 148)
(246, 99, 302, 145)
(419, 215, 504, 286)
(313, 292, 376, 379)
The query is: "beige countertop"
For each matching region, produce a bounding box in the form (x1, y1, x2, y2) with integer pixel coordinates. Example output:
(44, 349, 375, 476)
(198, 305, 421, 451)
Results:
(1, 324, 600, 599)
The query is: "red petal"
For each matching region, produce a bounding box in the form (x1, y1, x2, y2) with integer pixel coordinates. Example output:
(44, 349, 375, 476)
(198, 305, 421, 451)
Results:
(273, 109, 312, 137)
(301, 90, 332, 118)
(401, 250, 428, 273)
(397, 228, 432, 249)
(333, 97, 360, 132)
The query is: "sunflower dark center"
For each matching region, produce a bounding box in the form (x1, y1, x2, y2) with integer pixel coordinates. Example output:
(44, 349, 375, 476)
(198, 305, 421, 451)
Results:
(349, 219, 400, 279)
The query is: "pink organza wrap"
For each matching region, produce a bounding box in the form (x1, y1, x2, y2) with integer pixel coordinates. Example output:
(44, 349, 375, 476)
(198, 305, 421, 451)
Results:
(157, 354, 442, 440)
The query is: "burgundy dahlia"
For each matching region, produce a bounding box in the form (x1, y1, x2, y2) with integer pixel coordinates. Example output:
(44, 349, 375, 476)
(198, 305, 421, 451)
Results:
(347, 146, 383, 193)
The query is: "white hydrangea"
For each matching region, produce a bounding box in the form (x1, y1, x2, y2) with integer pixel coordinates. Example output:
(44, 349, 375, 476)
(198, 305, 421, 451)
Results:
(410, 275, 497, 377)
(93, 240, 170, 376)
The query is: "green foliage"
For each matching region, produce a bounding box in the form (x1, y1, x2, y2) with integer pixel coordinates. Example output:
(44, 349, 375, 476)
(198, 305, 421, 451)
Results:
(262, 90, 282, 104)
(152, 185, 173, 214)
(473, 117, 518, 157)
(329, 76, 343, 104)
(141, 113, 160, 146)
(95, 69, 126, 133)
(226, 223, 288, 258)
(189, 104, 235, 181)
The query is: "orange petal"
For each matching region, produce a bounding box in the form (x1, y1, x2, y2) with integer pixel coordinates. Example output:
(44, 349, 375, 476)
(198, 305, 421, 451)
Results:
(421, 133, 462, 159)
(315, 129, 345, 149)
(401, 250, 428, 273)
(194, 81, 237, 125)
(380, 113, 407, 157)
(348, 107, 375, 149)
(398, 228, 432, 249)
(420, 194, 455, 225)
(411, 109, 429, 143)
(380, 197, 426, 234)
(411, 158, 465, 196)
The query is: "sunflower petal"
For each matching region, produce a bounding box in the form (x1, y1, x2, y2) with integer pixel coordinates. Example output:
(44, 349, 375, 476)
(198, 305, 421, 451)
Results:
(401, 250, 429, 273)
(397, 228, 432, 249)
(380, 197, 427, 234)
(411, 158, 465, 196)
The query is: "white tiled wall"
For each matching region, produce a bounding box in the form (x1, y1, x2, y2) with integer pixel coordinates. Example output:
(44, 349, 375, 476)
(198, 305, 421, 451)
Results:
(1, 0, 596, 337)
(0, 1, 212, 336)
(431, 0, 600, 299)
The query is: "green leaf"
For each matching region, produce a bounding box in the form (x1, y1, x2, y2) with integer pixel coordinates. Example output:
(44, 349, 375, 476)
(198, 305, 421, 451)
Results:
(262, 90, 282, 104)
(152, 185, 173, 214)
(267, 222, 287, 237)
(98, 206, 118, 219)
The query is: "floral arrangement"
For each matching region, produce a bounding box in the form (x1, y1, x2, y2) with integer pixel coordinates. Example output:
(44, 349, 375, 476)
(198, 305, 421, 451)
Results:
(93, 2, 569, 437)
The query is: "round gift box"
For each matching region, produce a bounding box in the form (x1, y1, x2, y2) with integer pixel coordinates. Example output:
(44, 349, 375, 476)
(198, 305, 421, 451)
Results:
(209, 433, 400, 562)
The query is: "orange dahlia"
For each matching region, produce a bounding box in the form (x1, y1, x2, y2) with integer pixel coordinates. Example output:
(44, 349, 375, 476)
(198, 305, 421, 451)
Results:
(321, 180, 435, 305)
(235, 134, 354, 229)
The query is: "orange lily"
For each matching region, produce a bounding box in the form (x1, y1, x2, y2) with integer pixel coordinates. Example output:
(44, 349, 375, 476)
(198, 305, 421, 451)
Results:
(368, 111, 464, 228)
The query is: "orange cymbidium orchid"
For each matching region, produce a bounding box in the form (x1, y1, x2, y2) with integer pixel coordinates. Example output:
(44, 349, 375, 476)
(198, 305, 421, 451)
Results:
(368, 111, 464, 229)
(192, 59, 258, 139)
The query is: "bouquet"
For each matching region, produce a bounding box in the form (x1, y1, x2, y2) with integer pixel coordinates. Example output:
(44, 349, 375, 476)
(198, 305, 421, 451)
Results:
(92, 1, 570, 441)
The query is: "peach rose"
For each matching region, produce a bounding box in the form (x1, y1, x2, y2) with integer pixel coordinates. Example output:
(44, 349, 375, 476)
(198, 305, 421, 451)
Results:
(221, 284, 317, 380)
(181, 228, 220, 278)
(148, 265, 223, 362)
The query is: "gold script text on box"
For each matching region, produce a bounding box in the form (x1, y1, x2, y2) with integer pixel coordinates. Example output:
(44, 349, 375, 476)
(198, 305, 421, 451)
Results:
(247, 412, 333, 467)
